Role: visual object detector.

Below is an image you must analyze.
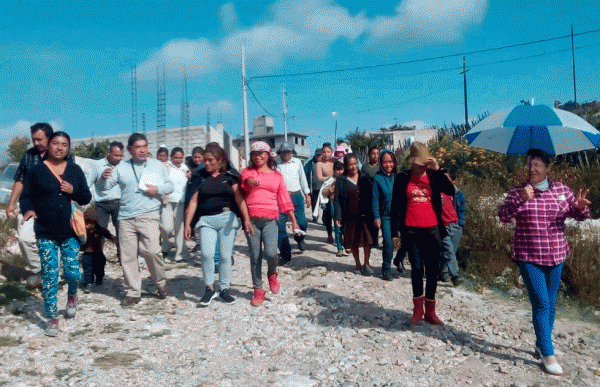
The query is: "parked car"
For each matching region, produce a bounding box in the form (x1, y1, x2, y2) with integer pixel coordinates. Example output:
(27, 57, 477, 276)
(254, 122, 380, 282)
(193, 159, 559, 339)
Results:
(0, 162, 18, 204)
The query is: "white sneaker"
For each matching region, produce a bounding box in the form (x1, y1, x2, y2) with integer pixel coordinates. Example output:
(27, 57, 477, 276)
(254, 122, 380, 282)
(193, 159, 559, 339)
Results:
(537, 348, 563, 375)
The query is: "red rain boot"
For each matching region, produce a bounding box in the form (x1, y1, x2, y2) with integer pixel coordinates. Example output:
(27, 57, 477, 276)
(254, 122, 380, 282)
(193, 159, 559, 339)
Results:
(409, 296, 425, 325)
(424, 299, 444, 325)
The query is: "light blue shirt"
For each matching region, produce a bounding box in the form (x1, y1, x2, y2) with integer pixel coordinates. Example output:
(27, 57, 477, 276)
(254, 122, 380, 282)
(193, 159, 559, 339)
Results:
(100, 158, 173, 220)
(87, 158, 121, 202)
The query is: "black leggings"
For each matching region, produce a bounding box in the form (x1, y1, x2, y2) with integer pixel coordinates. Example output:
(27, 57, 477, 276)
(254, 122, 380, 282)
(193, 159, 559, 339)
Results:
(405, 227, 442, 300)
(323, 203, 333, 235)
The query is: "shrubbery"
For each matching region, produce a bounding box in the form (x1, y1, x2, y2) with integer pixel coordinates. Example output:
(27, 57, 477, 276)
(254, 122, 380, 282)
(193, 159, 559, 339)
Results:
(427, 135, 600, 308)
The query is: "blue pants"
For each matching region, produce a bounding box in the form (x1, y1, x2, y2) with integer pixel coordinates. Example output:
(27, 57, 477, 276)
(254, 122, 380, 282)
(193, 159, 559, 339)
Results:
(330, 203, 343, 252)
(38, 237, 81, 319)
(278, 191, 308, 262)
(517, 260, 564, 357)
(440, 222, 463, 277)
(81, 251, 106, 285)
(380, 218, 393, 275)
(197, 212, 239, 290)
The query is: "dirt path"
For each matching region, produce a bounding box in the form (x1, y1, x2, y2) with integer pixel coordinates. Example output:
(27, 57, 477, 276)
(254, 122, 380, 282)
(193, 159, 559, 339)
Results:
(0, 221, 599, 387)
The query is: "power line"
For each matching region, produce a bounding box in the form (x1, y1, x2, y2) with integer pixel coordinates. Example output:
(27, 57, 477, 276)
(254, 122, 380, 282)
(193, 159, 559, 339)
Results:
(245, 80, 280, 117)
(249, 28, 600, 80)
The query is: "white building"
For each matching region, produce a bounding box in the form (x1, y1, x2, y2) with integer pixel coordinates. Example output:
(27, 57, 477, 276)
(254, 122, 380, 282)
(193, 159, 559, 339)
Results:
(365, 127, 438, 149)
(232, 116, 310, 166)
(71, 123, 240, 170)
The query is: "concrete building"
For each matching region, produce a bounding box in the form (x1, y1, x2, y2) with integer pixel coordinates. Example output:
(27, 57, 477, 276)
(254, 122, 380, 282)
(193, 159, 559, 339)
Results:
(232, 116, 310, 166)
(70, 123, 240, 170)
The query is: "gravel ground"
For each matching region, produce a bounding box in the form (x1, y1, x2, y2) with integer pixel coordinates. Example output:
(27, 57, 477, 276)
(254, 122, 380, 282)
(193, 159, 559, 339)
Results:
(1, 221, 599, 387)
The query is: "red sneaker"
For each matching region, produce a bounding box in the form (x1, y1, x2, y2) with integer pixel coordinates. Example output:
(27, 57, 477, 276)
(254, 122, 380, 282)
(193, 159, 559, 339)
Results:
(268, 272, 280, 294)
(251, 288, 266, 307)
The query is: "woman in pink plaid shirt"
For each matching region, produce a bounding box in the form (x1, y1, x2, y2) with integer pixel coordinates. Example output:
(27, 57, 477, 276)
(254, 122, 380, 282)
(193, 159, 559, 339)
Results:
(499, 148, 590, 375)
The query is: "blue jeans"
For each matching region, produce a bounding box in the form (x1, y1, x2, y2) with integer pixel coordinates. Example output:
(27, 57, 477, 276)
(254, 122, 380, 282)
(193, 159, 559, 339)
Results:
(517, 260, 564, 357)
(380, 218, 393, 275)
(247, 218, 278, 289)
(196, 212, 240, 290)
(330, 203, 343, 252)
(440, 222, 463, 277)
(38, 237, 81, 319)
(278, 191, 308, 262)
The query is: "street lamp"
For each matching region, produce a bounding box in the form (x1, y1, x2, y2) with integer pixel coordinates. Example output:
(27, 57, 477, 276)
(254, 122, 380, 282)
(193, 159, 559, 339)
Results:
(331, 112, 338, 146)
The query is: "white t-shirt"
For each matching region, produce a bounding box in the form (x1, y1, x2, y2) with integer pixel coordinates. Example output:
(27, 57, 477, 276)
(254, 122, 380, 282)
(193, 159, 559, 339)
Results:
(167, 162, 190, 203)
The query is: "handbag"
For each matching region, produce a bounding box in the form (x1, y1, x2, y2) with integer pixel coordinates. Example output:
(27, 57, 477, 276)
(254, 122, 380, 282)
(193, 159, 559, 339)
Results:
(43, 161, 87, 244)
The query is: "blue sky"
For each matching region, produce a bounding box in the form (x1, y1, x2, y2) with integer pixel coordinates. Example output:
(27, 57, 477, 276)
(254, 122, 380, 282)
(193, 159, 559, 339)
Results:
(1, 0, 599, 157)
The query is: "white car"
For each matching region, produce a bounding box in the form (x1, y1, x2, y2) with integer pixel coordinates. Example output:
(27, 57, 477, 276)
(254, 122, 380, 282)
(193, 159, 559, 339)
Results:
(0, 163, 18, 204)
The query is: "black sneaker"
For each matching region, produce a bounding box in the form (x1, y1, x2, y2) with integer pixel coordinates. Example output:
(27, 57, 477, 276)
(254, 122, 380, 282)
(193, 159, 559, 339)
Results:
(297, 239, 307, 252)
(438, 273, 451, 283)
(198, 286, 217, 308)
(451, 276, 463, 287)
(219, 289, 236, 304)
(382, 272, 394, 281)
(82, 283, 92, 294)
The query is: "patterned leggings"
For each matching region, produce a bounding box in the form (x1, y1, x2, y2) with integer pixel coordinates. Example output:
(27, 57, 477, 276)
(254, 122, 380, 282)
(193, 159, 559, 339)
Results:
(37, 237, 81, 319)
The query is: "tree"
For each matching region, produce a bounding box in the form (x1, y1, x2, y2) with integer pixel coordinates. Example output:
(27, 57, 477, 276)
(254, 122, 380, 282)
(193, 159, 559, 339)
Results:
(346, 129, 393, 163)
(7, 136, 30, 161)
(71, 140, 110, 160)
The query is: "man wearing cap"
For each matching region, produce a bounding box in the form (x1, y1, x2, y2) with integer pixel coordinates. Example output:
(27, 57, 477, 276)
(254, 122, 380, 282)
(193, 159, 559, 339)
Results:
(277, 142, 311, 263)
(305, 147, 323, 221)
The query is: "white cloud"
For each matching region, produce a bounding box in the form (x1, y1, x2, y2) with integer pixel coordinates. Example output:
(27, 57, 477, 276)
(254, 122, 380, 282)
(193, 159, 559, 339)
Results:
(369, 0, 488, 46)
(134, 0, 488, 78)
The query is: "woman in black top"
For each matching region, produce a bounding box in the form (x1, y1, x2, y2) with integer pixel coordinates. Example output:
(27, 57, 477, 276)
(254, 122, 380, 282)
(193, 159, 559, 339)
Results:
(184, 144, 251, 307)
(20, 131, 91, 336)
(333, 153, 374, 276)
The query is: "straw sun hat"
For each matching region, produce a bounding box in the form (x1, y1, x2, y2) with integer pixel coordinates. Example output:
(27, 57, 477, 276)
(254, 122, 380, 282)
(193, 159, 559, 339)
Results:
(405, 141, 432, 166)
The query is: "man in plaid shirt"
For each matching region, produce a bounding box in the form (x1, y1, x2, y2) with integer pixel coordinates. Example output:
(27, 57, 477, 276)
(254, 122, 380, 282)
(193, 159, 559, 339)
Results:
(499, 148, 590, 376)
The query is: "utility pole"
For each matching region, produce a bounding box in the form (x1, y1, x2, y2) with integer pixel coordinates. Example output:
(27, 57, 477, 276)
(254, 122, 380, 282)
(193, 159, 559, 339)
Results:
(131, 65, 138, 133)
(571, 24, 577, 104)
(282, 85, 288, 142)
(241, 46, 250, 164)
(460, 56, 470, 130)
(142, 112, 146, 132)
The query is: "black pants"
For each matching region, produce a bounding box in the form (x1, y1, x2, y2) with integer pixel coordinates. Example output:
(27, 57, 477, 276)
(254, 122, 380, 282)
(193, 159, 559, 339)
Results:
(405, 227, 442, 300)
(81, 252, 106, 285)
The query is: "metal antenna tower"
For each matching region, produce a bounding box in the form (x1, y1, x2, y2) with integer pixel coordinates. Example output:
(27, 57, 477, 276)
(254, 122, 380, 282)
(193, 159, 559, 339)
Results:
(131, 65, 138, 133)
(141, 112, 146, 132)
(156, 66, 167, 145)
(180, 74, 190, 153)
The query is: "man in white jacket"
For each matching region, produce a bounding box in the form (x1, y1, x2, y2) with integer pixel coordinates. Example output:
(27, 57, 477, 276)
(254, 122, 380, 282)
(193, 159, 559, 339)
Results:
(276, 142, 310, 265)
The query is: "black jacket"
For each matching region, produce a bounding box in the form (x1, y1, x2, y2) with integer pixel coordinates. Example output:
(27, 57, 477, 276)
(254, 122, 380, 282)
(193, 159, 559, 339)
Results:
(390, 169, 455, 238)
(20, 160, 91, 241)
(333, 173, 372, 223)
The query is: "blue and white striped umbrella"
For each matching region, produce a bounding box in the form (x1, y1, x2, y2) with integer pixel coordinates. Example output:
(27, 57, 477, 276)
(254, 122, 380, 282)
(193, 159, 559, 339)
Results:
(464, 104, 600, 155)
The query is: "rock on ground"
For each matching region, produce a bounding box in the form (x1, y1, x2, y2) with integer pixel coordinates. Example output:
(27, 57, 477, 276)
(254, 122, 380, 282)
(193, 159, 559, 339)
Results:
(0, 220, 599, 387)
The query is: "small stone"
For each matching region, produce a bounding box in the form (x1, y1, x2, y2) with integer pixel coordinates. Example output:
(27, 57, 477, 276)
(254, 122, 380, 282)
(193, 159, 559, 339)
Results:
(461, 347, 472, 356)
(501, 267, 512, 277)
(508, 288, 523, 297)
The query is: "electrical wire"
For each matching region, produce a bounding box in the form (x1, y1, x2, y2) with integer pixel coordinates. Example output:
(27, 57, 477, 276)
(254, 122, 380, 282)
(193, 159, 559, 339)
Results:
(245, 79, 280, 117)
(249, 28, 600, 80)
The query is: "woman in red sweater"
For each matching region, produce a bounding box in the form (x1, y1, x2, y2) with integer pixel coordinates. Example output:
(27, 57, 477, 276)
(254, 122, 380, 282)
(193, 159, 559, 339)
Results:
(391, 142, 455, 325)
(241, 141, 300, 306)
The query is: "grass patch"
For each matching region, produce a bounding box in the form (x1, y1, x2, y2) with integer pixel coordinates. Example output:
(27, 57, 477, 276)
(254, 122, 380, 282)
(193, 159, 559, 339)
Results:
(23, 370, 38, 376)
(90, 345, 105, 352)
(93, 352, 140, 369)
(70, 328, 93, 337)
(55, 368, 71, 379)
(0, 335, 22, 346)
(101, 323, 123, 334)
(0, 281, 33, 306)
(93, 309, 112, 314)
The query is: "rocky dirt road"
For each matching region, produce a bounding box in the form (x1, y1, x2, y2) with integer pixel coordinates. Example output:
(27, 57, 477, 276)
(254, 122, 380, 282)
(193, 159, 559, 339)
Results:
(0, 222, 599, 387)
